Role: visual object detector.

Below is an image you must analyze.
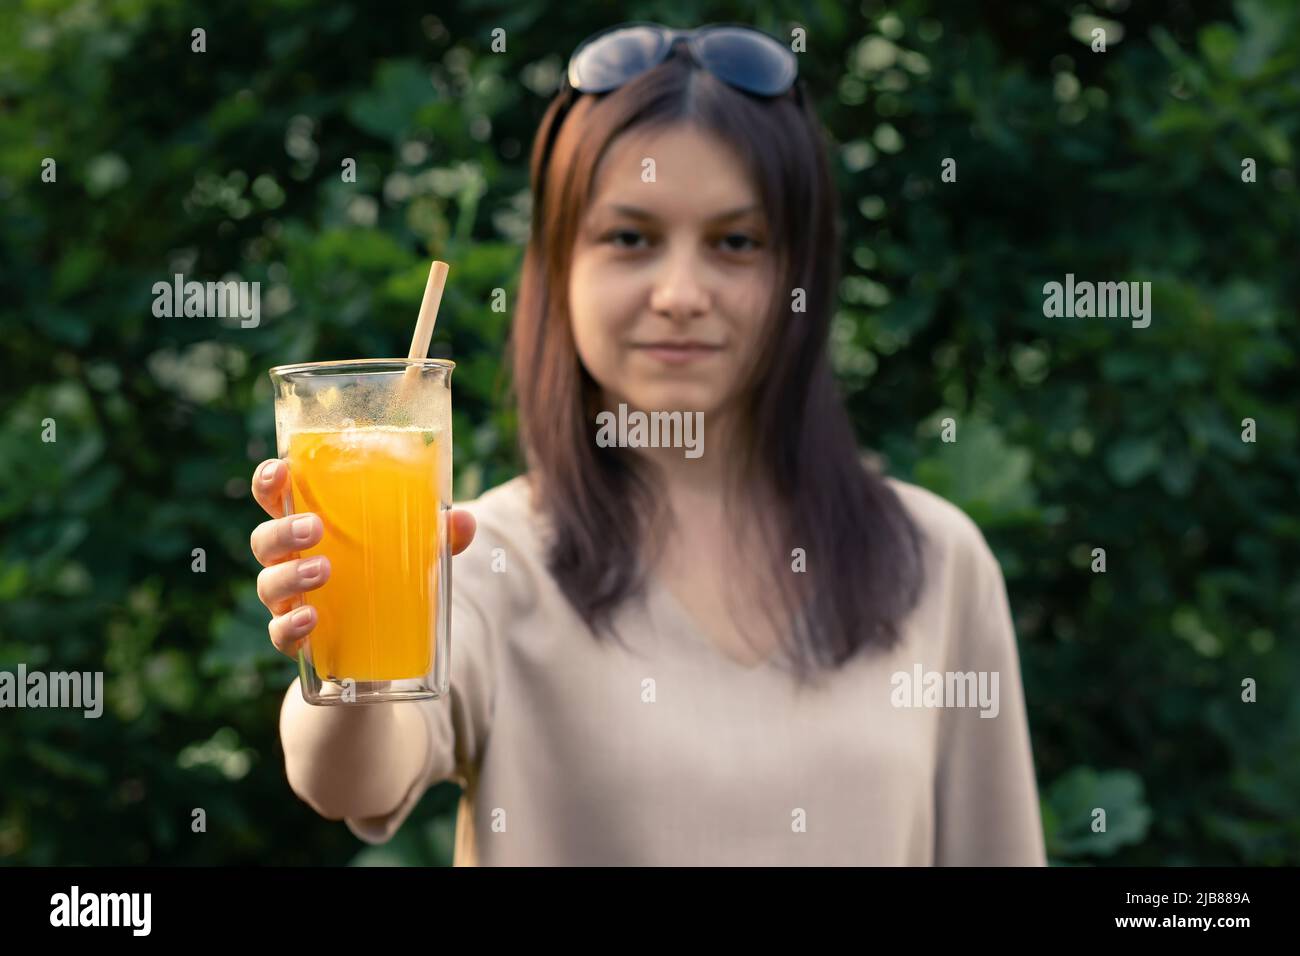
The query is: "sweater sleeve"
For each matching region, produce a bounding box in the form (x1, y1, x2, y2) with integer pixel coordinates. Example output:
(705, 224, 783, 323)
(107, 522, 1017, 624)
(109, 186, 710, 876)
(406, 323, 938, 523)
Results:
(933, 541, 1047, 866)
(342, 523, 503, 845)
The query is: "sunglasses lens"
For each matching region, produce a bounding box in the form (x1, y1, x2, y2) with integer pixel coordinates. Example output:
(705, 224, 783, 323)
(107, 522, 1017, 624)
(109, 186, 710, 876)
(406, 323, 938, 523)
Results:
(570, 27, 669, 92)
(694, 27, 796, 95)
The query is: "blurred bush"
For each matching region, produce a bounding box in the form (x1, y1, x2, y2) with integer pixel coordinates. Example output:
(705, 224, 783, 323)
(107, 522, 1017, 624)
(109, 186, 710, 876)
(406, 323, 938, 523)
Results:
(0, 0, 1296, 865)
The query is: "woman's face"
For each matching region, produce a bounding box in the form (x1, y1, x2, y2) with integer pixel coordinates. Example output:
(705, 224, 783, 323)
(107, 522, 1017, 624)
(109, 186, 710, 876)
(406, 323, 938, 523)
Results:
(568, 123, 776, 423)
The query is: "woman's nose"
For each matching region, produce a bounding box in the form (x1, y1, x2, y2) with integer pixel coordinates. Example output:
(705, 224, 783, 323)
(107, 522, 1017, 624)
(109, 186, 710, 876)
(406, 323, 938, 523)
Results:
(649, 246, 710, 321)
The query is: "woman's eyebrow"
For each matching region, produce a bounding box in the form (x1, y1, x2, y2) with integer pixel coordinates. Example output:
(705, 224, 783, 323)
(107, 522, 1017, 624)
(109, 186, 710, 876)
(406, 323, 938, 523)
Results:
(600, 203, 761, 222)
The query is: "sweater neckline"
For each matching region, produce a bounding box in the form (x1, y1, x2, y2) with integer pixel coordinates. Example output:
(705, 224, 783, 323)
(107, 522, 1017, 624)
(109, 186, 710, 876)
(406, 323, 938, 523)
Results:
(646, 572, 787, 673)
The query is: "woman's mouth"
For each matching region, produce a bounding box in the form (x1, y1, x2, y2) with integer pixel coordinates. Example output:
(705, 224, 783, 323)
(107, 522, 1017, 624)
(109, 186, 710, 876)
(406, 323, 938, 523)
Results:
(630, 342, 724, 366)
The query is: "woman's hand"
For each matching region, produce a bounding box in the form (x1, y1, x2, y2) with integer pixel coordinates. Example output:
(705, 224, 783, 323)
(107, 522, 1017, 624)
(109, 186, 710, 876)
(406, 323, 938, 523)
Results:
(249, 458, 477, 658)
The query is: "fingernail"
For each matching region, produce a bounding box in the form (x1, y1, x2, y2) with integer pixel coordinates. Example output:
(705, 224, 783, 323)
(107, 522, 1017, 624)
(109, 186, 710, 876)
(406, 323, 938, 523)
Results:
(300, 556, 323, 580)
(290, 607, 312, 628)
(292, 516, 315, 541)
(261, 461, 280, 484)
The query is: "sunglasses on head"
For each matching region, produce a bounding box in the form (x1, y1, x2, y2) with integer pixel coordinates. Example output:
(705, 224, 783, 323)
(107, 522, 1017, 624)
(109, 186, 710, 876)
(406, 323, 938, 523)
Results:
(567, 21, 800, 97)
(534, 22, 802, 202)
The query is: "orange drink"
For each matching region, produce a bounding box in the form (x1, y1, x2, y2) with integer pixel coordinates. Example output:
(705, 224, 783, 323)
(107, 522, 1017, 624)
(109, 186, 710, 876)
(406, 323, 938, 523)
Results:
(288, 426, 442, 682)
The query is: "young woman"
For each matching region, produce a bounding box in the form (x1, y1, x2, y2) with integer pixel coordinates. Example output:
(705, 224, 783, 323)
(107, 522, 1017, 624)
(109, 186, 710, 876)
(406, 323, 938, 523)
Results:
(249, 23, 1046, 866)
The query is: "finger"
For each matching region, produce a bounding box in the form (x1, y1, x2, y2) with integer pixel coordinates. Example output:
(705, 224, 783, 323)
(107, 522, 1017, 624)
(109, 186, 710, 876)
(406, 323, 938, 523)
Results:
(251, 458, 290, 519)
(269, 604, 317, 658)
(450, 509, 476, 555)
(257, 555, 332, 615)
(250, 513, 323, 568)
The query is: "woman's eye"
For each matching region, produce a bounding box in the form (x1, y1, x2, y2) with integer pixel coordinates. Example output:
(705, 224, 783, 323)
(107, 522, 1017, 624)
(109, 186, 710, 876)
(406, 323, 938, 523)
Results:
(605, 229, 647, 249)
(720, 233, 761, 252)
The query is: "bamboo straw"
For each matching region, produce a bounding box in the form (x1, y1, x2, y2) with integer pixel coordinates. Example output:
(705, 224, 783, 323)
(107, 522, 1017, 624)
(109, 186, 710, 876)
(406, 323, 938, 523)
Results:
(398, 259, 449, 401)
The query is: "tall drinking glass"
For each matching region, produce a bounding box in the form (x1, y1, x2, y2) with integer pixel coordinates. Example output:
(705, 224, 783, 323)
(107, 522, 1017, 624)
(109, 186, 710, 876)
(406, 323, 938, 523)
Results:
(268, 358, 454, 705)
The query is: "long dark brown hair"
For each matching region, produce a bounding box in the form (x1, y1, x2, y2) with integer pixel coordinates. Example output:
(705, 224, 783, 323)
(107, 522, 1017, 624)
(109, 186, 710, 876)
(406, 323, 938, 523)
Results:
(507, 47, 927, 682)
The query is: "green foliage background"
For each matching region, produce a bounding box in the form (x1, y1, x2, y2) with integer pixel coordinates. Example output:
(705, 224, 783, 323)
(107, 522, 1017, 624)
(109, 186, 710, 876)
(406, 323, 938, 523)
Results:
(1, 0, 1296, 865)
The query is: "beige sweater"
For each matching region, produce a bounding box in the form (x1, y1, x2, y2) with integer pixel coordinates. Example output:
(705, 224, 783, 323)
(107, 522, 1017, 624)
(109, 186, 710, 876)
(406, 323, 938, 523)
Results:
(279, 473, 1047, 866)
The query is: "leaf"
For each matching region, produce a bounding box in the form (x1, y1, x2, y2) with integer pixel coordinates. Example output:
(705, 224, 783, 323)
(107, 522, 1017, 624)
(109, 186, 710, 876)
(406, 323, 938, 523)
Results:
(203, 586, 276, 676)
(1044, 767, 1152, 857)
(1104, 435, 1161, 486)
(913, 418, 1039, 527)
(1158, 447, 1197, 497)
(1198, 23, 1239, 72)
(345, 59, 439, 140)
(52, 247, 105, 301)
(1099, 351, 1150, 384)
(26, 740, 109, 787)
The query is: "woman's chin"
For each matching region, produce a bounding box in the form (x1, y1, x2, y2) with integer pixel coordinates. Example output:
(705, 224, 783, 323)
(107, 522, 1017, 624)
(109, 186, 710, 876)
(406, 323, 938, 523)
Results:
(619, 387, 720, 418)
